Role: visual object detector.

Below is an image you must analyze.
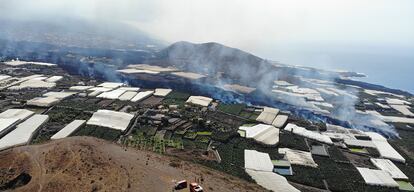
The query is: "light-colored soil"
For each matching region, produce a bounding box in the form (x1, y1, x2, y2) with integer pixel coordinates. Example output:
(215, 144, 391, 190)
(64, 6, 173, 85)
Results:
(0, 136, 267, 192)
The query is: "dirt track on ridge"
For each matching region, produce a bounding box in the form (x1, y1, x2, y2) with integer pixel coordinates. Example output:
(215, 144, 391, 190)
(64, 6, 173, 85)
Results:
(0, 136, 267, 192)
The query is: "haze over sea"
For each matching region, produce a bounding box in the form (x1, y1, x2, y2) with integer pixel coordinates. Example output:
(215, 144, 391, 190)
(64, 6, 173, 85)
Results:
(265, 44, 414, 94)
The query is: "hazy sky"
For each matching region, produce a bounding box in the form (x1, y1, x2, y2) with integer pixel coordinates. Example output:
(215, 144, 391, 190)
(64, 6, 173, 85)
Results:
(2, 0, 414, 57)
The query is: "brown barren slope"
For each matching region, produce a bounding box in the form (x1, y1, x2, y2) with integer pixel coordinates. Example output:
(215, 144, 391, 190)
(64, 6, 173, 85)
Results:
(0, 136, 266, 192)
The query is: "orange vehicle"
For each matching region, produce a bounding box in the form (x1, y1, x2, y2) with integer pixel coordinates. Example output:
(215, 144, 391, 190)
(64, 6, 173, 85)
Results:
(189, 182, 203, 192)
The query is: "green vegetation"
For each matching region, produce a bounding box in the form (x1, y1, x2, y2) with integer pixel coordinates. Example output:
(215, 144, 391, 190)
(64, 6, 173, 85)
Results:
(162, 98, 185, 107)
(122, 133, 184, 154)
(286, 165, 325, 189)
(239, 110, 253, 119)
(195, 135, 210, 143)
(217, 103, 245, 115)
(397, 180, 414, 191)
(182, 139, 209, 150)
(241, 124, 255, 127)
(248, 112, 260, 121)
(175, 128, 188, 135)
(162, 91, 191, 108)
(211, 131, 238, 142)
(390, 130, 414, 184)
(183, 131, 197, 140)
(350, 148, 369, 154)
(278, 131, 309, 151)
(314, 156, 399, 192)
(165, 91, 190, 100)
(328, 146, 350, 162)
(72, 125, 121, 141)
(58, 98, 100, 111)
(31, 107, 92, 144)
(196, 131, 212, 136)
(197, 137, 284, 182)
(135, 125, 158, 136)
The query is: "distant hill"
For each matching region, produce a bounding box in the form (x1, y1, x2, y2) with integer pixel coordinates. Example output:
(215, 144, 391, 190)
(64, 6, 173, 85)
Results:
(0, 18, 164, 51)
(152, 41, 276, 86)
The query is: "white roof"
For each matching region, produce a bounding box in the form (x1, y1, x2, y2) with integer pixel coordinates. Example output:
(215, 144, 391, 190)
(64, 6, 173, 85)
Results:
(20, 74, 44, 81)
(379, 115, 414, 124)
(51, 120, 86, 140)
(186, 96, 213, 107)
(366, 132, 405, 163)
(285, 123, 333, 144)
(117, 68, 160, 74)
(316, 88, 339, 97)
(245, 170, 300, 192)
(326, 124, 355, 134)
(27, 91, 77, 107)
(323, 132, 356, 141)
(0, 118, 20, 134)
(88, 87, 113, 92)
(263, 107, 279, 114)
(97, 89, 127, 99)
(88, 87, 113, 97)
(256, 107, 279, 124)
(309, 101, 334, 109)
(370, 158, 408, 180)
(8, 79, 56, 90)
(131, 91, 154, 102)
(44, 91, 77, 99)
(239, 124, 279, 145)
(286, 86, 319, 95)
(304, 93, 325, 102)
(27, 97, 60, 107)
(274, 80, 293, 86)
(87, 110, 134, 131)
(32, 76, 47, 81)
(375, 102, 391, 109)
(118, 91, 138, 101)
(390, 105, 414, 117)
(357, 167, 399, 187)
(279, 148, 318, 168)
(118, 87, 140, 91)
(69, 85, 94, 91)
(364, 89, 405, 98)
(88, 90, 104, 97)
(344, 139, 376, 148)
(386, 98, 411, 105)
(0, 115, 49, 150)
(153, 88, 172, 97)
(171, 72, 206, 80)
(244, 150, 273, 171)
(45, 76, 63, 83)
(0, 75, 11, 82)
(98, 82, 124, 89)
(223, 84, 256, 94)
(126, 64, 178, 72)
(3, 60, 57, 66)
(0, 109, 34, 121)
(272, 115, 288, 128)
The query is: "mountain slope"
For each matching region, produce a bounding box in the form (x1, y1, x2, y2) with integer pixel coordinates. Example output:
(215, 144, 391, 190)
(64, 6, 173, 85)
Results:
(153, 41, 276, 86)
(0, 136, 265, 192)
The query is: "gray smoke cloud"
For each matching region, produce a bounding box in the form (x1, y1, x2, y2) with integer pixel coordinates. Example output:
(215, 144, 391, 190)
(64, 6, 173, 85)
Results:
(158, 41, 398, 136)
(0, 0, 403, 137)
